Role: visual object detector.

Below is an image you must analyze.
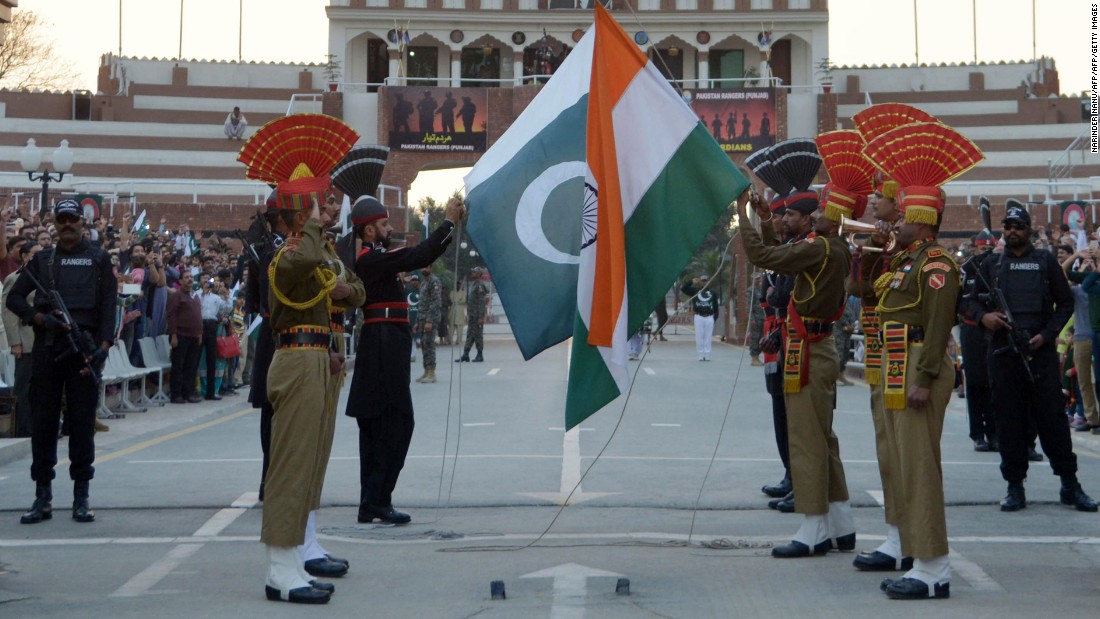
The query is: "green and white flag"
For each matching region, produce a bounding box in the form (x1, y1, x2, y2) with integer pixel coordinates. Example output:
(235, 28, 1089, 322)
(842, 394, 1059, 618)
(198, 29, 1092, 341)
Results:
(464, 5, 747, 428)
(131, 209, 149, 241)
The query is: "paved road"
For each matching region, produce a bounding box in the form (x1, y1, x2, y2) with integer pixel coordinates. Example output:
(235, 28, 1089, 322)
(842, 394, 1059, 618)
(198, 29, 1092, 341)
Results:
(1, 334, 1099, 618)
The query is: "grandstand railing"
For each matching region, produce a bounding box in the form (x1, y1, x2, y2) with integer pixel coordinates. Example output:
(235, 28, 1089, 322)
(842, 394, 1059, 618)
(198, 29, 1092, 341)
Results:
(1049, 126, 1091, 180)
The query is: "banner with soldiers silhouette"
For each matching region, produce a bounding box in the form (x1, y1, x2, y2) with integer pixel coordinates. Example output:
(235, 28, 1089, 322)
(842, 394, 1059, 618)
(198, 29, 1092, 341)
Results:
(388, 86, 488, 152)
(688, 88, 776, 156)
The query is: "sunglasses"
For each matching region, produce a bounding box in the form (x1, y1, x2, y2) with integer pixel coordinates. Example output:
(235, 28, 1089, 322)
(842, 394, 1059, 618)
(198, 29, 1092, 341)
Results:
(1003, 222, 1029, 231)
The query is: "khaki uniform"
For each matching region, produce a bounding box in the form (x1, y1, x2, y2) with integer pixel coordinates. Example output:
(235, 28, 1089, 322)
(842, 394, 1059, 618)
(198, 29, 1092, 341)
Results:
(847, 243, 900, 526)
(742, 223, 852, 515)
(876, 240, 959, 559)
(311, 242, 365, 511)
(262, 219, 365, 547)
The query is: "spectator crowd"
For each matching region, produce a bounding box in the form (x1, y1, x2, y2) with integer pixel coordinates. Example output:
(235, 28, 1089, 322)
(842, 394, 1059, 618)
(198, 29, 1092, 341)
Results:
(0, 203, 257, 436)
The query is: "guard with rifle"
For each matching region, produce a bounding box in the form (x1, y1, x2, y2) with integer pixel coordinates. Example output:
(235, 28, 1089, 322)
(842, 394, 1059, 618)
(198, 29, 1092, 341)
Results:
(957, 199, 998, 452)
(965, 203, 1098, 514)
(6, 199, 117, 525)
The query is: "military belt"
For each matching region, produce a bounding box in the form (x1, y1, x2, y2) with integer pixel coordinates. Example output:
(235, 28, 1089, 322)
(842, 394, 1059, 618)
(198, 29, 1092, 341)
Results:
(276, 325, 331, 350)
(802, 319, 833, 336)
(877, 326, 925, 344)
(364, 302, 410, 325)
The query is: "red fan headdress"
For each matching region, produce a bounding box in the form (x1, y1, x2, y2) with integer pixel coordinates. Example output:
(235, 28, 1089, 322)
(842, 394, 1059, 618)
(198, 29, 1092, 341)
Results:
(813, 130, 876, 222)
(853, 104, 939, 200)
(862, 122, 984, 225)
(237, 114, 359, 211)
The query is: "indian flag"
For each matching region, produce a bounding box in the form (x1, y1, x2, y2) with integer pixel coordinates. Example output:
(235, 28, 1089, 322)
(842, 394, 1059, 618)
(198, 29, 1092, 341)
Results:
(465, 5, 746, 429)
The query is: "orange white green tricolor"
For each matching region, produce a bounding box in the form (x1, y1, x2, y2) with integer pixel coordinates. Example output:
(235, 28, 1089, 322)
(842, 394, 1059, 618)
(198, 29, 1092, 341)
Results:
(464, 5, 745, 429)
(566, 4, 747, 428)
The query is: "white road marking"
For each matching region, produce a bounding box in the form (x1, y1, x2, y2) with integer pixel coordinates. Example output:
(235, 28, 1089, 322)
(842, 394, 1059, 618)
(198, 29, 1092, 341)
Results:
(231, 492, 260, 508)
(488, 368, 500, 376)
(462, 422, 496, 427)
(643, 368, 656, 375)
(191, 508, 248, 538)
(651, 423, 680, 428)
(129, 458, 263, 464)
(126, 455, 1000, 465)
(866, 490, 885, 507)
(111, 543, 203, 597)
(561, 427, 582, 496)
(9, 532, 1100, 549)
(521, 563, 624, 619)
(110, 492, 256, 597)
(949, 548, 1005, 592)
(519, 427, 617, 505)
(548, 427, 595, 432)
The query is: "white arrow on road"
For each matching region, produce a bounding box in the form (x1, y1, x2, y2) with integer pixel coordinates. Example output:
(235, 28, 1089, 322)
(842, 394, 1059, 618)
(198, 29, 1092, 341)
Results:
(520, 562, 624, 619)
(518, 426, 618, 505)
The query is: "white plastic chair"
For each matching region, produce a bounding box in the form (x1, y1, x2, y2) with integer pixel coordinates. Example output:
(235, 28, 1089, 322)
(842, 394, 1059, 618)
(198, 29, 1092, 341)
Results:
(137, 337, 171, 405)
(107, 344, 148, 412)
(155, 334, 172, 366)
(97, 349, 126, 420)
(2, 351, 14, 387)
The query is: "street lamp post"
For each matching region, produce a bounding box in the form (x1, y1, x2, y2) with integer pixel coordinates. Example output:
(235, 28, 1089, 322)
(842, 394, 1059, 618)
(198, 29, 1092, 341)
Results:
(20, 139, 74, 217)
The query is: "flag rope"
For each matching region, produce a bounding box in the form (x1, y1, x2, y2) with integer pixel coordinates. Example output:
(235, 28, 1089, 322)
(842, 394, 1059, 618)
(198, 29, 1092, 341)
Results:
(439, 215, 757, 553)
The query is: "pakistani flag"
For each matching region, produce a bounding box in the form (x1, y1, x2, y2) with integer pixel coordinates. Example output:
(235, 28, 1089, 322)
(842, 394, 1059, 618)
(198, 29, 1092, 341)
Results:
(131, 209, 149, 241)
(465, 5, 747, 428)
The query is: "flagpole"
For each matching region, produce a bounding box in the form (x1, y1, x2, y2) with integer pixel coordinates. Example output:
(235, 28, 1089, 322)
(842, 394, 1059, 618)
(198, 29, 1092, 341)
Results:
(238, 0, 243, 62)
(118, 0, 123, 57)
(972, 0, 977, 64)
(910, 0, 919, 64)
(178, 0, 184, 61)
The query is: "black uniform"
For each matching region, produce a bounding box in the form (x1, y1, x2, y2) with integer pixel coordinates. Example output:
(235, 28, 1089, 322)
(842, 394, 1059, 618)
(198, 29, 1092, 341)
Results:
(764, 270, 794, 477)
(958, 253, 997, 447)
(346, 220, 454, 514)
(6, 240, 117, 486)
(243, 229, 284, 499)
(966, 246, 1075, 485)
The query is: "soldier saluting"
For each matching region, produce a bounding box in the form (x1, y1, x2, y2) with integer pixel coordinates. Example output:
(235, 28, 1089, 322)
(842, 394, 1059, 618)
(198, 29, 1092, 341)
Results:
(346, 194, 465, 525)
(738, 138, 856, 559)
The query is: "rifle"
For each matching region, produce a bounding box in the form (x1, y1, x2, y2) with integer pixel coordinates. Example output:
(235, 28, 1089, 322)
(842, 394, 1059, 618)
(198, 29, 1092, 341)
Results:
(972, 257, 1035, 383)
(20, 265, 105, 383)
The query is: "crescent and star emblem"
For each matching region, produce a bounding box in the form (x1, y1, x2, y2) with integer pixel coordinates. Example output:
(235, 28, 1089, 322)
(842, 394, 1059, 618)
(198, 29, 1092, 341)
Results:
(514, 161, 596, 265)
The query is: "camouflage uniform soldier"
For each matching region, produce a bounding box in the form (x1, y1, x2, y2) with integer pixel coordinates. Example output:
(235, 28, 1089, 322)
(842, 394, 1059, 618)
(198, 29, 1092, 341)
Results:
(457, 267, 488, 363)
(416, 267, 443, 383)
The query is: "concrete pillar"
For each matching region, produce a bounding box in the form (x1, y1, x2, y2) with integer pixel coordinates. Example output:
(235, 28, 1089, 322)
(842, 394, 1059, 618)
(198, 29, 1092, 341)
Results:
(513, 51, 524, 85)
(697, 51, 709, 88)
(451, 50, 462, 87)
(388, 49, 401, 86)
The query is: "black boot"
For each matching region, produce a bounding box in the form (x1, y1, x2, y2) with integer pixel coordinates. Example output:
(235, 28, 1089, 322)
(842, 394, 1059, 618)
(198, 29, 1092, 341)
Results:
(20, 482, 53, 524)
(456, 351, 470, 363)
(72, 480, 95, 523)
(473, 350, 484, 362)
(1000, 482, 1026, 512)
(762, 473, 792, 498)
(1060, 478, 1099, 512)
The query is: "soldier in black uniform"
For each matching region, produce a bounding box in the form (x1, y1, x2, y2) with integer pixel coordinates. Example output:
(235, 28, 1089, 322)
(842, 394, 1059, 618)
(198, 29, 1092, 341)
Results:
(958, 230, 998, 452)
(243, 192, 287, 502)
(966, 205, 1098, 512)
(345, 195, 464, 525)
(7, 199, 117, 525)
